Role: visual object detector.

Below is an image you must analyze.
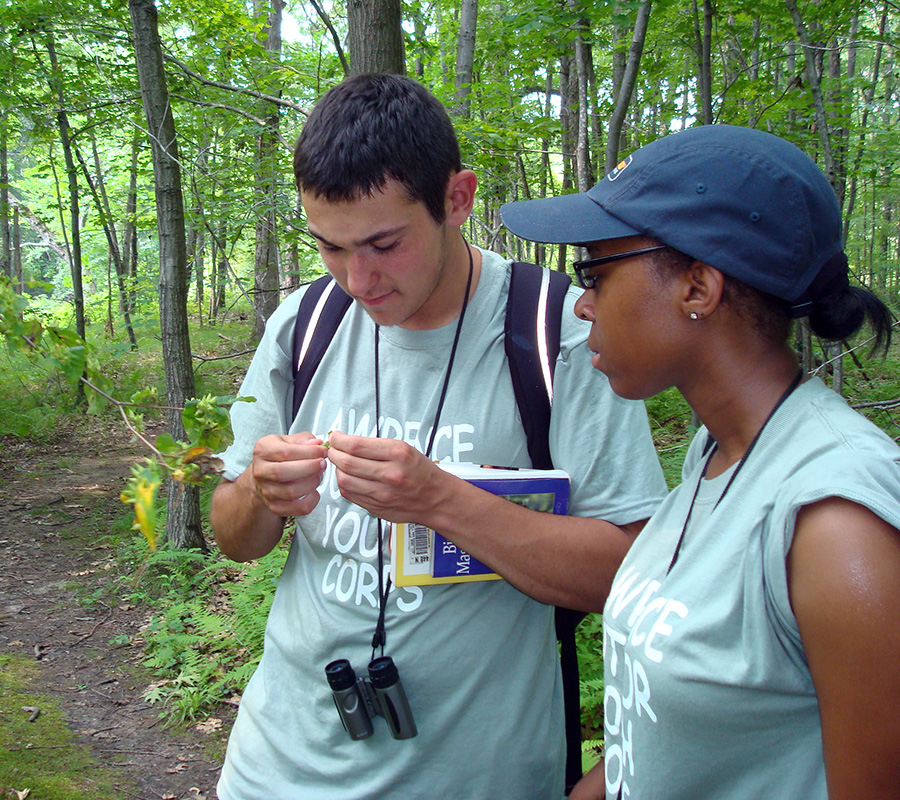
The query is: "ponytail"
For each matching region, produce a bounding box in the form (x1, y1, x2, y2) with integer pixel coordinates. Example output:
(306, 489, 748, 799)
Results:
(792, 252, 893, 355)
(807, 285, 893, 355)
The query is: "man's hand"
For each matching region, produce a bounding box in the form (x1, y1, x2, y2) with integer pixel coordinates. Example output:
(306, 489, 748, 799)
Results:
(325, 430, 450, 524)
(247, 432, 329, 518)
(211, 432, 328, 562)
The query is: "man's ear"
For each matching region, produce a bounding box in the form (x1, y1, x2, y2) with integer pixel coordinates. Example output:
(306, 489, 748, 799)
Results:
(681, 261, 725, 321)
(445, 169, 477, 226)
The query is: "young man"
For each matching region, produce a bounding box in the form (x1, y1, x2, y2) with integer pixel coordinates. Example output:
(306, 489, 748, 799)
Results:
(210, 73, 666, 800)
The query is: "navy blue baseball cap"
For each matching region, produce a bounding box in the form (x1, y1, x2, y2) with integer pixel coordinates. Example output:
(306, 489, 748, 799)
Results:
(500, 124, 847, 308)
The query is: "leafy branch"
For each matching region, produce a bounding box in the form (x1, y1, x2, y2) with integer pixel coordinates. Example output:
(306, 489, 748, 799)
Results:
(0, 276, 252, 552)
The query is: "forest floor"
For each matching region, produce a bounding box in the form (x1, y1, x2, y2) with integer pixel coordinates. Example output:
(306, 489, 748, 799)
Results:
(0, 420, 232, 800)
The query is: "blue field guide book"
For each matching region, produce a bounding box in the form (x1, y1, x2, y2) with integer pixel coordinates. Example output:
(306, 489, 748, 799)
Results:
(390, 463, 570, 586)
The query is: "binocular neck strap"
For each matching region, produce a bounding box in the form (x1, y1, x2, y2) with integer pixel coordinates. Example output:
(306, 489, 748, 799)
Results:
(371, 244, 476, 658)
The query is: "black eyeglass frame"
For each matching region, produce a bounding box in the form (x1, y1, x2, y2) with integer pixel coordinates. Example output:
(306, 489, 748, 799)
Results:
(573, 245, 669, 289)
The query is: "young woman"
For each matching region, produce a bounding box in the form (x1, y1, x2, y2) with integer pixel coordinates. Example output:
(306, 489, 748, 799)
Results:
(502, 124, 900, 800)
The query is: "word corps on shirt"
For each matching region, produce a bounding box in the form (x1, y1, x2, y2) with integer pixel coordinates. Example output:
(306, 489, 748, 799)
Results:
(603, 565, 689, 798)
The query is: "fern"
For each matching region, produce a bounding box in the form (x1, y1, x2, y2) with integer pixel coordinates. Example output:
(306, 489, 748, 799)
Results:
(137, 540, 289, 723)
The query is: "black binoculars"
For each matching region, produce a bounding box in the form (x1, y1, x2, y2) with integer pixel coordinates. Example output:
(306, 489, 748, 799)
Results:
(325, 656, 418, 741)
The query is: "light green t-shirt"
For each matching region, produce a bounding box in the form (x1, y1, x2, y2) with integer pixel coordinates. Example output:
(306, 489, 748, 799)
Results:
(217, 249, 667, 800)
(603, 377, 900, 799)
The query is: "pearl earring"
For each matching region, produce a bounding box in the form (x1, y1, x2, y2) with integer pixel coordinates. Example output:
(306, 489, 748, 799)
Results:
(690, 312, 700, 320)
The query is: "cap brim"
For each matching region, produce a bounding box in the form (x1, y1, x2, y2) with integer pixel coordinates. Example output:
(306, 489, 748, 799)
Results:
(500, 192, 641, 245)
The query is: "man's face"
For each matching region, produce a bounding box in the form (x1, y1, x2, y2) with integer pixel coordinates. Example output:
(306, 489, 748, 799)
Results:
(302, 180, 454, 331)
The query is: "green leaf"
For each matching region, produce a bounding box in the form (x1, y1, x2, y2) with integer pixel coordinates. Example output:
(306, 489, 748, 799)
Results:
(155, 433, 181, 455)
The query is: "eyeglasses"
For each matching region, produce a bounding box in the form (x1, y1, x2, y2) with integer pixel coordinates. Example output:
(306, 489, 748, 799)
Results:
(574, 245, 669, 289)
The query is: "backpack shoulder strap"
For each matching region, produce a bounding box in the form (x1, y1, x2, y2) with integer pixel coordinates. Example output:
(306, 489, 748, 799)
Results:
(291, 276, 353, 421)
(505, 262, 584, 792)
(504, 261, 571, 471)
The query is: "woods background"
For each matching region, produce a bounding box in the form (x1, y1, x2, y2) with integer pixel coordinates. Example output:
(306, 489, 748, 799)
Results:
(2, 1, 900, 763)
(2, 0, 900, 538)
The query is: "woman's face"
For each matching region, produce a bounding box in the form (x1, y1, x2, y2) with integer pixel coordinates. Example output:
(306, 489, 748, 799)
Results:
(573, 236, 687, 400)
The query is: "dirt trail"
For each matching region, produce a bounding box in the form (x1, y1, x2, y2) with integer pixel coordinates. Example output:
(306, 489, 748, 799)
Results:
(0, 427, 231, 800)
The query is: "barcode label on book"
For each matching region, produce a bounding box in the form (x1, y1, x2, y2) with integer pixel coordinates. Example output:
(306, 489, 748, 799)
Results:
(408, 523, 431, 563)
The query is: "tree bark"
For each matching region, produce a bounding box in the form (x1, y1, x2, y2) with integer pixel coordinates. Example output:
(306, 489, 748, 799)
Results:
(129, 0, 204, 551)
(347, 0, 405, 75)
(568, 2, 592, 192)
(45, 33, 86, 345)
(0, 117, 9, 280)
(252, 0, 284, 342)
(692, 0, 713, 124)
(843, 3, 887, 245)
(453, 0, 477, 118)
(122, 131, 140, 313)
(74, 137, 138, 348)
(784, 0, 837, 187)
(606, 0, 652, 173)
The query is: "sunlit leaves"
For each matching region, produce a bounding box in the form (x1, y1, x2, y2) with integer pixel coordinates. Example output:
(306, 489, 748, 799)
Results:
(121, 460, 162, 550)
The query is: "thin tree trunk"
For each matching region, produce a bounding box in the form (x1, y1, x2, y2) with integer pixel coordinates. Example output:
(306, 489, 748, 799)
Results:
(784, 0, 837, 186)
(74, 138, 138, 347)
(129, 0, 204, 551)
(606, 0, 653, 173)
(0, 116, 9, 280)
(122, 130, 140, 314)
(568, 3, 591, 192)
(308, 0, 350, 75)
(12, 206, 21, 291)
(453, 0, 477, 118)
(252, 0, 284, 341)
(692, 0, 713, 124)
(843, 3, 887, 244)
(45, 34, 86, 345)
(557, 51, 575, 274)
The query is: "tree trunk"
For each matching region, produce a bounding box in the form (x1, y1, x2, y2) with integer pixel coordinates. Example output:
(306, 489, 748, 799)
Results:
(568, 2, 591, 192)
(252, 0, 284, 341)
(692, 0, 713, 124)
(784, 0, 836, 186)
(453, 0, 477, 118)
(843, 3, 887, 245)
(75, 137, 138, 348)
(606, 0, 653, 173)
(347, 0, 405, 75)
(45, 34, 86, 345)
(12, 206, 21, 291)
(122, 130, 140, 314)
(129, 0, 204, 551)
(210, 220, 228, 323)
(91, 135, 137, 346)
(0, 117, 9, 280)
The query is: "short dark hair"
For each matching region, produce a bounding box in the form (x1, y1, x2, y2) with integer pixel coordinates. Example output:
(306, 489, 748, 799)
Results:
(293, 74, 463, 224)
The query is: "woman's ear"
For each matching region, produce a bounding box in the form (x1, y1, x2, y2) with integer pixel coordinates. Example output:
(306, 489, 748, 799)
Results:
(445, 169, 477, 226)
(681, 262, 725, 321)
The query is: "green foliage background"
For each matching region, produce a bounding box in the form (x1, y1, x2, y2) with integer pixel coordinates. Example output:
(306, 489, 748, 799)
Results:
(3, 0, 900, 771)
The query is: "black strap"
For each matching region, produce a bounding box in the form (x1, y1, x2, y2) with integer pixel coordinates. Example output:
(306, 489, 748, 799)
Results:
(506, 263, 584, 791)
(504, 262, 570, 471)
(291, 275, 352, 420)
(292, 264, 585, 790)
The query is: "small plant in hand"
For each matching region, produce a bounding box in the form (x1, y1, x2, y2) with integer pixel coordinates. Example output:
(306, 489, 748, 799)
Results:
(1, 276, 251, 551)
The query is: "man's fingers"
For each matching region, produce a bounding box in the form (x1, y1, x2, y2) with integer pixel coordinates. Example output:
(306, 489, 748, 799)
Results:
(327, 430, 404, 461)
(254, 433, 327, 464)
(268, 489, 321, 518)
